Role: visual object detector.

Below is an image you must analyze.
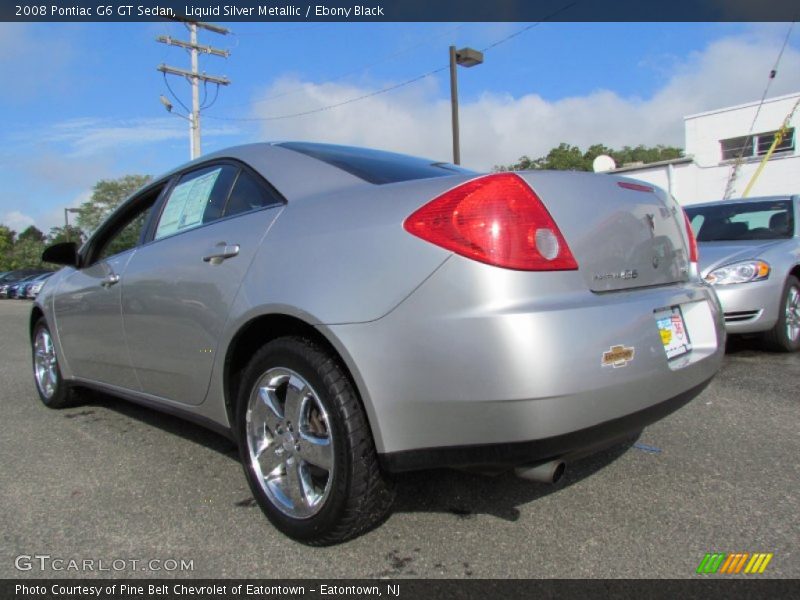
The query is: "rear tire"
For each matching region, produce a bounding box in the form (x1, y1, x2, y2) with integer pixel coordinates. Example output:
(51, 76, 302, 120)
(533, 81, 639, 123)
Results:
(236, 336, 394, 544)
(32, 318, 75, 409)
(762, 275, 800, 352)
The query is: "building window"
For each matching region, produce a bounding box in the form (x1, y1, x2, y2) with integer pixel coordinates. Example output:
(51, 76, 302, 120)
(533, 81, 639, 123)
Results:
(720, 128, 795, 161)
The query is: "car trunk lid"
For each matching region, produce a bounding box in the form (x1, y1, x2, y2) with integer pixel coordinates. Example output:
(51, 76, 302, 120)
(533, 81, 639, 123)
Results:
(515, 172, 692, 292)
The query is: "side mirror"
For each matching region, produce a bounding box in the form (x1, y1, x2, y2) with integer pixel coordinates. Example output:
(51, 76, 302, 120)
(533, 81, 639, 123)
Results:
(42, 242, 79, 267)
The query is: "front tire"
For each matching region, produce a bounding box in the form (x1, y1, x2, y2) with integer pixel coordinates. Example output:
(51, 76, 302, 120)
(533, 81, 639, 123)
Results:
(236, 336, 394, 544)
(32, 318, 75, 408)
(763, 275, 800, 352)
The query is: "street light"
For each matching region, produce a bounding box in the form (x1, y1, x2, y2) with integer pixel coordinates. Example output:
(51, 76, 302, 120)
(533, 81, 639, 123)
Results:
(159, 95, 174, 112)
(449, 46, 484, 165)
(159, 95, 195, 161)
(64, 208, 80, 242)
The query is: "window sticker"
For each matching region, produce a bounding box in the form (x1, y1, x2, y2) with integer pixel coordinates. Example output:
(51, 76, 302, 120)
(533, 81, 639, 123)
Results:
(156, 168, 221, 239)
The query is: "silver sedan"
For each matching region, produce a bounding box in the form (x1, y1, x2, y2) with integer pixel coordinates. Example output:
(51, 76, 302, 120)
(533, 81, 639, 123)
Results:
(32, 143, 725, 544)
(686, 196, 800, 352)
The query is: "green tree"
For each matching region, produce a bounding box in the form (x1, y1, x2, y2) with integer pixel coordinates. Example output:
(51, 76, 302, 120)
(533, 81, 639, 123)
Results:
(75, 174, 152, 259)
(610, 144, 682, 166)
(9, 237, 45, 270)
(495, 143, 683, 172)
(47, 225, 85, 246)
(0, 225, 15, 271)
(18, 225, 45, 243)
(76, 175, 152, 235)
(540, 143, 588, 171)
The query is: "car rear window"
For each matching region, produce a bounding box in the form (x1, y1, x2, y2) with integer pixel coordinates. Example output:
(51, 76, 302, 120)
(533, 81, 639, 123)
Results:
(686, 200, 795, 241)
(277, 142, 474, 185)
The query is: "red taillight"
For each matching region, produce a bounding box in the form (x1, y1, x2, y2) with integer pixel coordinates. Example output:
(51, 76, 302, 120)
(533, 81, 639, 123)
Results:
(682, 209, 698, 264)
(403, 173, 578, 271)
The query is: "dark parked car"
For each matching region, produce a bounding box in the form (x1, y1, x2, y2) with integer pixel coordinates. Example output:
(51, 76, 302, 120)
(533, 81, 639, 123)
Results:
(1, 270, 48, 298)
(7, 273, 48, 299)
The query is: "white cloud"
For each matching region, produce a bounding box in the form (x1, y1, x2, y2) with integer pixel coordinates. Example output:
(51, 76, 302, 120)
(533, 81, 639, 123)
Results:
(249, 31, 800, 170)
(39, 117, 240, 158)
(2, 211, 35, 234)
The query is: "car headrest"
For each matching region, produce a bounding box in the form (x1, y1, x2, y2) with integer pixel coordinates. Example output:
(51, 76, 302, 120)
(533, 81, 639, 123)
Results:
(769, 212, 788, 233)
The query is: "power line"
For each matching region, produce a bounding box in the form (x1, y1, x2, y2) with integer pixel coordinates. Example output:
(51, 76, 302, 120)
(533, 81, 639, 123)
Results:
(205, 2, 579, 123)
(722, 21, 795, 199)
(219, 23, 466, 112)
(207, 66, 449, 122)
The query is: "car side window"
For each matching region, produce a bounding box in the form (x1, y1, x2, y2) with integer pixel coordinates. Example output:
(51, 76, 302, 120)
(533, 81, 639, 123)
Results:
(97, 205, 154, 261)
(223, 169, 282, 218)
(154, 165, 237, 240)
(89, 183, 166, 264)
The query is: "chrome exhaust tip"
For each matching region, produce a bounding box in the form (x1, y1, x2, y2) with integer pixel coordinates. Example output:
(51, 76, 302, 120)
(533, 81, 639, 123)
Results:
(514, 460, 566, 484)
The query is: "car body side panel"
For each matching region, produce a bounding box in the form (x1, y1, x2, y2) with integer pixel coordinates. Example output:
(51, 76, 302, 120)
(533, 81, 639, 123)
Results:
(121, 207, 283, 406)
(230, 176, 466, 325)
(50, 250, 140, 390)
(34, 269, 74, 378)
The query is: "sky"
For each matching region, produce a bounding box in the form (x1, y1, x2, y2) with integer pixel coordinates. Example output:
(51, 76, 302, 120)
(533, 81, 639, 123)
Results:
(0, 20, 798, 234)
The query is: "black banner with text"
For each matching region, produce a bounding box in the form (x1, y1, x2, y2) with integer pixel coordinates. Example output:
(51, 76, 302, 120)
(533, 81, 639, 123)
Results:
(5, 579, 800, 600)
(3, 0, 800, 23)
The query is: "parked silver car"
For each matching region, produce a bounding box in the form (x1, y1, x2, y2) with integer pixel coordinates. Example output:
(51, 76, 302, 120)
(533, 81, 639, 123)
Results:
(32, 143, 725, 543)
(686, 196, 799, 352)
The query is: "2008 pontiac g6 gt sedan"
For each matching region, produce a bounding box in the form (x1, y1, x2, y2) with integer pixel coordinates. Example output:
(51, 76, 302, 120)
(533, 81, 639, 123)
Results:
(32, 142, 725, 544)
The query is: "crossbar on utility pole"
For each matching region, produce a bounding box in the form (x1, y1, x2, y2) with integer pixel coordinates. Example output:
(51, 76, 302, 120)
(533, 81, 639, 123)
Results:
(157, 20, 230, 160)
(156, 36, 230, 58)
(166, 14, 230, 35)
(156, 64, 231, 86)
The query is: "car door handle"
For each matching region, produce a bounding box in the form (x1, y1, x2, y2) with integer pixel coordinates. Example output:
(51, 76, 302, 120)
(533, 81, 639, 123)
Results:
(203, 243, 240, 265)
(101, 273, 120, 288)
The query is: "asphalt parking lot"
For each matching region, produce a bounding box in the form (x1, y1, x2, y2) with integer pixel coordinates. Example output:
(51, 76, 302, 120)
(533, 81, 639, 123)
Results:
(0, 300, 797, 579)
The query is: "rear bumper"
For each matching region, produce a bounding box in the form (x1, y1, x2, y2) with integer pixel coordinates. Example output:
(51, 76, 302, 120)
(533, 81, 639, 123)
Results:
(326, 257, 726, 461)
(379, 376, 712, 472)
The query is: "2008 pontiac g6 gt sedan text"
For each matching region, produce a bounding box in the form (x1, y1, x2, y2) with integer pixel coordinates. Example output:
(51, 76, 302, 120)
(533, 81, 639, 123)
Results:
(32, 142, 725, 544)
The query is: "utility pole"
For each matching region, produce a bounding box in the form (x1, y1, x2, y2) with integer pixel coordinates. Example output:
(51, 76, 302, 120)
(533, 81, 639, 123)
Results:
(157, 20, 231, 160)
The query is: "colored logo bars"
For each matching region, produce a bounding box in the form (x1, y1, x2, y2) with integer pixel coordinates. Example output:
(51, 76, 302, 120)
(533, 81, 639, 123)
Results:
(696, 552, 773, 574)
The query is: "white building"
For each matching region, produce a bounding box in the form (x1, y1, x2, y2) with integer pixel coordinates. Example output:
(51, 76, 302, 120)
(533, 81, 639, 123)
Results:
(610, 92, 799, 205)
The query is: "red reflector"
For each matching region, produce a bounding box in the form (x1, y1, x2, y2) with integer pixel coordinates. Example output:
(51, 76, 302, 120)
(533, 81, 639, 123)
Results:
(682, 209, 699, 264)
(617, 181, 654, 193)
(403, 173, 578, 271)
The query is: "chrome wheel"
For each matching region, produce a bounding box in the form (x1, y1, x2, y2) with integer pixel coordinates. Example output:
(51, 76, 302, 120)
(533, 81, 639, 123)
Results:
(786, 285, 800, 342)
(245, 368, 334, 519)
(34, 327, 58, 400)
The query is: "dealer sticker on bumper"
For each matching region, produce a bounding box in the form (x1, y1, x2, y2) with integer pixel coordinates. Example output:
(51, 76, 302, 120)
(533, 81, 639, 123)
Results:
(655, 306, 692, 359)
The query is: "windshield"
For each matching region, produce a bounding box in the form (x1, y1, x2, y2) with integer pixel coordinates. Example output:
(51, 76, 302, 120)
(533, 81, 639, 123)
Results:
(686, 200, 795, 241)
